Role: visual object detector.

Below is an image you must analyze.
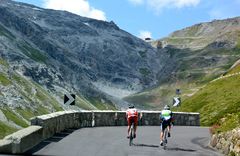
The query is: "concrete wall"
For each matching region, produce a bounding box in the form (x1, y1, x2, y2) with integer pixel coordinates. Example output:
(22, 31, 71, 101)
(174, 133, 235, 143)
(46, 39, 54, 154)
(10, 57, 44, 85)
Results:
(0, 110, 200, 154)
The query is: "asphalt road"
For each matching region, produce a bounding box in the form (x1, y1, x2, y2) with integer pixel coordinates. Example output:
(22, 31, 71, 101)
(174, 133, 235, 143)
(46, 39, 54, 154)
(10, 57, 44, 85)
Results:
(24, 126, 222, 156)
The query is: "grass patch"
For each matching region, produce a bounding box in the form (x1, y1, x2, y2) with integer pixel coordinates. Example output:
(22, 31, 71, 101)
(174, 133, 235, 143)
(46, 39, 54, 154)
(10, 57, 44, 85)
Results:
(34, 90, 61, 112)
(88, 98, 116, 110)
(1, 108, 29, 128)
(36, 106, 49, 115)
(217, 113, 240, 133)
(13, 73, 63, 112)
(185, 25, 200, 36)
(12, 74, 32, 93)
(124, 91, 165, 109)
(227, 64, 240, 75)
(197, 74, 219, 84)
(138, 50, 147, 58)
(16, 108, 35, 120)
(0, 58, 9, 67)
(34, 84, 63, 112)
(0, 73, 12, 86)
(75, 95, 96, 110)
(17, 106, 50, 121)
(35, 90, 47, 102)
(176, 75, 240, 132)
(235, 37, 240, 50)
(0, 121, 17, 139)
(0, 24, 16, 40)
(18, 42, 47, 63)
(124, 94, 156, 109)
(124, 85, 179, 109)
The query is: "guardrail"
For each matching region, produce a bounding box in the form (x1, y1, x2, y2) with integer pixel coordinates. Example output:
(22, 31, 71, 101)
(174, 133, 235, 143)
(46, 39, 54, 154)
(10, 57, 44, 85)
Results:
(0, 110, 200, 154)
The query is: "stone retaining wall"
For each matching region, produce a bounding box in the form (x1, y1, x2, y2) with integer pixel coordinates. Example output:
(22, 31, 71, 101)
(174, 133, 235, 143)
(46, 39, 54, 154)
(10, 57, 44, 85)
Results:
(0, 110, 200, 154)
(0, 126, 42, 154)
(210, 128, 240, 156)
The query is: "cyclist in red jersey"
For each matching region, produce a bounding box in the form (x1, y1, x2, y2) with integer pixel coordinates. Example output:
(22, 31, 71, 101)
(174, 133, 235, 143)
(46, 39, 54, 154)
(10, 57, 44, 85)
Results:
(126, 104, 138, 138)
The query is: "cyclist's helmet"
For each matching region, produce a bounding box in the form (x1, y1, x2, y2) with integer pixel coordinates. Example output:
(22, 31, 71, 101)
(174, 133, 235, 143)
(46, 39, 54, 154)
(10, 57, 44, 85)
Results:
(164, 105, 170, 110)
(128, 103, 135, 108)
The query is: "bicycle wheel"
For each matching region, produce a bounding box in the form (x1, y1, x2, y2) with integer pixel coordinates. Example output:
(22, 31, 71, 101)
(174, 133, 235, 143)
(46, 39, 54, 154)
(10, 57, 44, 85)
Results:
(163, 128, 168, 150)
(129, 123, 134, 146)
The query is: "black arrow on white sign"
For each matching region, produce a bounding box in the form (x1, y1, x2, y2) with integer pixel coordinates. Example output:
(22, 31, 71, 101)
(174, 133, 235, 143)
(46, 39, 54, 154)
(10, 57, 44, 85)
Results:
(64, 94, 75, 105)
(173, 97, 181, 107)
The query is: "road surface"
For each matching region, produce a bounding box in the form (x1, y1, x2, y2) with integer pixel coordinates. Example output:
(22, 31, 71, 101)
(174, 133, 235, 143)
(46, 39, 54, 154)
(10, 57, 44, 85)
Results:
(24, 126, 222, 156)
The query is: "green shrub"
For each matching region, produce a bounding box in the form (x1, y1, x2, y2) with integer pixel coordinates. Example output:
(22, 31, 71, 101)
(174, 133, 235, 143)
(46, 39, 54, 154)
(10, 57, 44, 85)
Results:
(1, 109, 29, 128)
(0, 73, 11, 86)
(18, 42, 47, 63)
(0, 25, 15, 40)
(0, 58, 9, 67)
(0, 121, 17, 139)
(138, 50, 147, 58)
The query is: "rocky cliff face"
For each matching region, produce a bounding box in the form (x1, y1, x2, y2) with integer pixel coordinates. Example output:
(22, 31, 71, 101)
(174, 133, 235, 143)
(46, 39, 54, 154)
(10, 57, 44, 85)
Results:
(0, 0, 164, 112)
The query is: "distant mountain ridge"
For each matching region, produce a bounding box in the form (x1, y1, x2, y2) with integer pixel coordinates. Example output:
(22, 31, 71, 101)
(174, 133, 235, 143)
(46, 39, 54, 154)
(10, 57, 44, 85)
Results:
(153, 17, 240, 50)
(125, 16, 240, 109)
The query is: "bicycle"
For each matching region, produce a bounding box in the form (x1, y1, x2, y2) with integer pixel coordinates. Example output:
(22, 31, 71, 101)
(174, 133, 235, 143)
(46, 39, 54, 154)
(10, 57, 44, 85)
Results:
(129, 122, 134, 146)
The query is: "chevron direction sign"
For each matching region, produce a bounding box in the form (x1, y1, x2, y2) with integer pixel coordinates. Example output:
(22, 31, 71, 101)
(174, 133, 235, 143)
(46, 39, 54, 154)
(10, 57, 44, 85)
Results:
(173, 97, 181, 107)
(64, 93, 75, 105)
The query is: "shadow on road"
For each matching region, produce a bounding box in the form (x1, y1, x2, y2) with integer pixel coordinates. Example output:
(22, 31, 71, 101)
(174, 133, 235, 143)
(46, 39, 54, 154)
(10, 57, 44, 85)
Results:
(133, 143, 159, 148)
(166, 147, 196, 152)
(24, 128, 78, 155)
(133, 143, 196, 152)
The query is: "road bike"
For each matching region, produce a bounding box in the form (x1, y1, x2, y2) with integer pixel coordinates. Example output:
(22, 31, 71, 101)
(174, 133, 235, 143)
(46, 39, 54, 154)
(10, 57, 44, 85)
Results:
(129, 122, 134, 146)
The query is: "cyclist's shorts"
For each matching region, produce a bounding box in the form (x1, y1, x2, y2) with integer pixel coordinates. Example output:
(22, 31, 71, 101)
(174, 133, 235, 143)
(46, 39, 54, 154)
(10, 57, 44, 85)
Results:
(160, 119, 171, 131)
(128, 116, 138, 126)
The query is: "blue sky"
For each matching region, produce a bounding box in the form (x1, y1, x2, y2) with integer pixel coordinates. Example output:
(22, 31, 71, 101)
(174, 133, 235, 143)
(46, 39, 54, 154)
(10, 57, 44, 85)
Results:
(15, 0, 240, 39)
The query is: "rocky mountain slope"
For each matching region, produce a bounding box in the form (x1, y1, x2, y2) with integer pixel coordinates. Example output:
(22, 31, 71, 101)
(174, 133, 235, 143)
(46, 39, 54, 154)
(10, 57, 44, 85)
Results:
(125, 17, 240, 109)
(0, 0, 164, 110)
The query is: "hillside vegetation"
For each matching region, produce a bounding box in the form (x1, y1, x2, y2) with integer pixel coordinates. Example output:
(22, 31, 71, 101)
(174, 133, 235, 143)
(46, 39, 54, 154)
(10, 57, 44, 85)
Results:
(175, 62, 240, 133)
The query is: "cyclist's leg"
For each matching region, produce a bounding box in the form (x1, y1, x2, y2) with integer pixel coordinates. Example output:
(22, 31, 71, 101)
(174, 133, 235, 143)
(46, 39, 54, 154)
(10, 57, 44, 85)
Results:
(133, 116, 138, 138)
(160, 129, 163, 142)
(160, 121, 167, 145)
(167, 119, 171, 137)
(127, 117, 131, 138)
